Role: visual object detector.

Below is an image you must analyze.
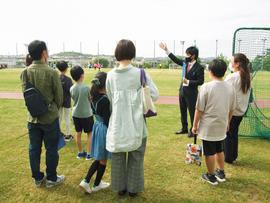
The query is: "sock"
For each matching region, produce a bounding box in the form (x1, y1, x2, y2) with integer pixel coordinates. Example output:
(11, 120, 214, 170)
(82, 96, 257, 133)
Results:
(94, 164, 106, 187)
(85, 160, 99, 183)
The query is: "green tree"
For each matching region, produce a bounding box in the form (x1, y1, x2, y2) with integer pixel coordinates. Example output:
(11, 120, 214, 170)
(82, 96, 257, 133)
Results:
(217, 53, 230, 65)
(93, 57, 110, 68)
(252, 54, 270, 71)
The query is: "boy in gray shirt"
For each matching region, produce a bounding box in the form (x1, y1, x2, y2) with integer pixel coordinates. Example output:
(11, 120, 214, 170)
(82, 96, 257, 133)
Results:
(70, 66, 94, 160)
(192, 59, 236, 186)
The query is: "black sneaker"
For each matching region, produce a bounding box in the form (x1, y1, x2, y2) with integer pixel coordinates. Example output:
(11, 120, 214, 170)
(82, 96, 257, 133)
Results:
(175, 129, 188, 134)
(129, 192, 138, 198)
(215, 169, 226, 182)
(118, 190, 127, 196)
(201, 173, 218, 186)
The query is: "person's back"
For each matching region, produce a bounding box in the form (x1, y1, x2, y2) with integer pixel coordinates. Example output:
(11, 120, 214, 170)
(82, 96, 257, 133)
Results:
(197, 80, 235, 141)
(225, 71, 250, 116)
(20, 40, 65, 189)
(70, 83, 92, 118)
(193, 59, 236, 186)
(21, 61, 63, 124)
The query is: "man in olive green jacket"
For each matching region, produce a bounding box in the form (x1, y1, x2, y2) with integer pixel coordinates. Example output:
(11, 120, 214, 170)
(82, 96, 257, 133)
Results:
(20, 40, 65, 188)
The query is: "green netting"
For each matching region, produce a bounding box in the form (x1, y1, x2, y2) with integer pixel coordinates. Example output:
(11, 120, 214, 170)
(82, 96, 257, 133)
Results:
(232, 27, 270, 139)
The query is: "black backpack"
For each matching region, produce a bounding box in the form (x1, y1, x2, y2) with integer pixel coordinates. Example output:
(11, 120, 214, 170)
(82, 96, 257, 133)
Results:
(23, 69, 49, 117)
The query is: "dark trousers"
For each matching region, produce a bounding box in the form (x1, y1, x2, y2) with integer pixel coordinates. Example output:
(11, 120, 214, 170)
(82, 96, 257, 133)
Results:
(179, 89, 197, 131)
(224, 116, 243, 163)
(28, 119, 59, 181)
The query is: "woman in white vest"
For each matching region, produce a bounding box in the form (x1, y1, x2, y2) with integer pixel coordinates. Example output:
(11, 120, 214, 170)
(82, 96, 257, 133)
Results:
(106, 39, 159, 197)
(224, 53, 251, 164)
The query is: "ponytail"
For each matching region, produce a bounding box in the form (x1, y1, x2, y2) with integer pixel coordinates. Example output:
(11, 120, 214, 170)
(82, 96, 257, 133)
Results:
(90, 72, 107, 102)
(233, 53, 251, 94)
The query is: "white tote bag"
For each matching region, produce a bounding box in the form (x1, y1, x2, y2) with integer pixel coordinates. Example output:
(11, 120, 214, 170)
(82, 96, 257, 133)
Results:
(140, 68, 157, 117)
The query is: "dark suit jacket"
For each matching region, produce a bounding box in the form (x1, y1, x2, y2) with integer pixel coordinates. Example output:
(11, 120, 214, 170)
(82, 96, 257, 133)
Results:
(168, 53, 204, 97)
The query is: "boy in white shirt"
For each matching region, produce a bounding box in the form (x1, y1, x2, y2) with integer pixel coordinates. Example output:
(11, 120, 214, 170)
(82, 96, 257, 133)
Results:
(192, 59, 236, 185)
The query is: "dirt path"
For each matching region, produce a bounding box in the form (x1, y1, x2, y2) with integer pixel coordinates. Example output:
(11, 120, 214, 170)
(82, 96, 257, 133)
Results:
(1, 92, 270, 108)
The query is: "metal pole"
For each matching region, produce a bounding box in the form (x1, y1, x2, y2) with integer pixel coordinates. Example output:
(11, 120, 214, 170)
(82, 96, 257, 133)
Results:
(97, 40, 100, 65)
(153, 40, 156, 68)
(63, 42, 65, 52)
(194, 40, 197, 46)
(215, 39, 218, 57)
(261, 38, 267, 70)
(173, 40, 175, 55)
(180, 41, 185, 56)
(238, 39, 242, 52)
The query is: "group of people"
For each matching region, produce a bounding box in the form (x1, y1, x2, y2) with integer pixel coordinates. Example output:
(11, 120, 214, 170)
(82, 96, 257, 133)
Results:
(159, 43, 251, 185)
(20, 38, 251, 197)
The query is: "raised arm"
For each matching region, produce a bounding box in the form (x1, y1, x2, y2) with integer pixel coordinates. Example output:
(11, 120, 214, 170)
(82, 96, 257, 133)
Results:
(159, 42, 184, 66)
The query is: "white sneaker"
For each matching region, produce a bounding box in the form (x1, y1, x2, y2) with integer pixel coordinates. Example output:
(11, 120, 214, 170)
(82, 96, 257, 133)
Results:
(46, 175, 65, 188)
(79, 180, 92, 194)
(92, 181, 110, 192)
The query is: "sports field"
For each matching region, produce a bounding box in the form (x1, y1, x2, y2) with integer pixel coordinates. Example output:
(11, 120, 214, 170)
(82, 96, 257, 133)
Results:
(0, 69, 270, 203)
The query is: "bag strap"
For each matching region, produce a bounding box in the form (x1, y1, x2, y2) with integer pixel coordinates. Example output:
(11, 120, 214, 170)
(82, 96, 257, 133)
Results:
(140, 68, 147, 87)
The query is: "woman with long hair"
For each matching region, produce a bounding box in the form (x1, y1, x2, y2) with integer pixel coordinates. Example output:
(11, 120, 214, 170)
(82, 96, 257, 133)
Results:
(224, 53, 251, 164)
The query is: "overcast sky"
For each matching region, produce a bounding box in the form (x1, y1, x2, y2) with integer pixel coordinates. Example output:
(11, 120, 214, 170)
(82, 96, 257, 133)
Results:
(0, 0, 269, 57)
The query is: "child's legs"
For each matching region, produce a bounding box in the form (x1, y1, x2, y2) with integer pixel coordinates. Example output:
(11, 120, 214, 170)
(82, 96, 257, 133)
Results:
(83, 117, 94, 154)
(63, 108, 71, 135)
(216, 152, 225, 170)
(86, 132, 92, 154)
(59, 107, 63, 125)
(216, 140, 225, 170)
(85, 160, 99, 183)
(205, 155, 216, 174)
(94, 160, 107, 186)
(76, 132, 83, 152)
(203, 140, 217, 174)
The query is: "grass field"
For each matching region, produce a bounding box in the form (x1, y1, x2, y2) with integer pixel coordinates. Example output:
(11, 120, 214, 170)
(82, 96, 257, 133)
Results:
(1, 68, 269, 99)
(0, 69, 270, 202)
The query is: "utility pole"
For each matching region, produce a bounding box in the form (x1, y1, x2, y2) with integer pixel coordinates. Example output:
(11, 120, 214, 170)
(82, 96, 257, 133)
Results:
(180, 41, 185, 56)
(215, 39, 218, 58)
(153, 40, 156, 68)
(173, 40, 176, 55)
(97, 40, 100, 64)
(194, 40, 197, 46)
(63, 42, 65, 52)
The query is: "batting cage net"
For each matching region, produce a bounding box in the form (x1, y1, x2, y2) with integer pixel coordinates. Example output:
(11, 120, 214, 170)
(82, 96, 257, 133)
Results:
(232, 27, 270, 139)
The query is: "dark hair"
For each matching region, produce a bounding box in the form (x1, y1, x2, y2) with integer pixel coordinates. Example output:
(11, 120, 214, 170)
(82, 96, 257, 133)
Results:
(115, 39, 136, 61)
(70, 65, 84, 81)
(25, 54, 33, 66)
(28, 40, 47, 60)
(56, 61, 69, 72)
(208, 59, 227, 78)
(186, 46, 199, 59)
(233, 53, 251, 94)
(90, 72, 107, 102)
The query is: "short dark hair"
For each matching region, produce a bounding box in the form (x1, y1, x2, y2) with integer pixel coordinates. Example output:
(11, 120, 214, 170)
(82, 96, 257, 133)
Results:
(115, 39, 136, 61)
(56, 61, 69, 72)
(186, 46, 199, 59)
(208, 59, 227, 78)
(70, 65, 84, 81)
(28, 40, 47, 60)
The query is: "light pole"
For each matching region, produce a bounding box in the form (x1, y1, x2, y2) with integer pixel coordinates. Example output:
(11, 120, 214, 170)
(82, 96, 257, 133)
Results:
(215, 39, 218, 58)
(153, 40, 156, 68)
(180, 41, 185, 56)
(173, 40, 176, 55)
(261, 38, 267, 70)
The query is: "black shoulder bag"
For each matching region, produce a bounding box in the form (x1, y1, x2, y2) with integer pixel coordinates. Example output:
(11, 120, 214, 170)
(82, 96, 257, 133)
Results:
(23, 69, 49, 117)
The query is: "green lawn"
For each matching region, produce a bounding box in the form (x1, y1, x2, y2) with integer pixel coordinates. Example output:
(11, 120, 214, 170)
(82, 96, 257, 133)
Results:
(1, 68, 269, 99)
(0, 100, 269, 202)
